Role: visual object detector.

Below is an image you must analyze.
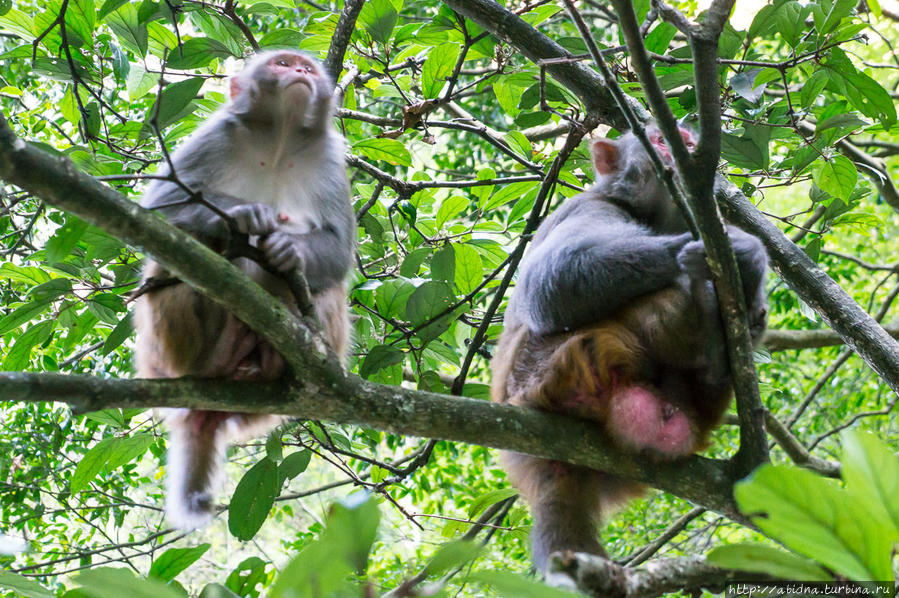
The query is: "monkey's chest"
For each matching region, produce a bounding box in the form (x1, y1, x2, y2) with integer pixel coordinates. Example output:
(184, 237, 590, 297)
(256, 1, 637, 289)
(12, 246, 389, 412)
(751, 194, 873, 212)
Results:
(214, 166, 322, 234)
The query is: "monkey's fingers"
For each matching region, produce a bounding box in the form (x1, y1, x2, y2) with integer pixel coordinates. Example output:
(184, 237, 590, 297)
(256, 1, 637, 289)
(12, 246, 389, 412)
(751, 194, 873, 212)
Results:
(227, 204, 279, 235)
(261, 233, 303, 272)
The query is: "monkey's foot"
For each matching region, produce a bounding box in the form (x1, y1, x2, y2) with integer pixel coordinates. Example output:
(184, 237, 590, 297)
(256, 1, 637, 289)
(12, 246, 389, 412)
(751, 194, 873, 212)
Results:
(608, 386, 693, 456)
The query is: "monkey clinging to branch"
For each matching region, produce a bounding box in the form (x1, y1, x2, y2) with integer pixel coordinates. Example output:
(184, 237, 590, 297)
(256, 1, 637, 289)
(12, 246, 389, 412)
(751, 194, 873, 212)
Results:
(491, 126, 768, 576)
(134, 51, 354, 529)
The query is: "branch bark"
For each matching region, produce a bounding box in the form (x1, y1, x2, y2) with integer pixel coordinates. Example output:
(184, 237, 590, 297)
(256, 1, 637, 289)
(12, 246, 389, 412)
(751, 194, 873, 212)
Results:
(0, 370, 746, 523)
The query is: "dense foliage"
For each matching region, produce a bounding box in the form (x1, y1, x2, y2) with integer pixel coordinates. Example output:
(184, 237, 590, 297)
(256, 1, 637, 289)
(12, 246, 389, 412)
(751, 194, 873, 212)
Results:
(0, 0, 897, 595)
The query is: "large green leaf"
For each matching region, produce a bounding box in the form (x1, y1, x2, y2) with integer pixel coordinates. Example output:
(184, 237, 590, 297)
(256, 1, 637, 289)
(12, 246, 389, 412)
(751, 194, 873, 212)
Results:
(734, 464, 894, 581)
(0, 571, 54, 598)
(421, 42, 460, 99)
(228, 458, 278, 541)
(841, 431, 899, 535)
(707, 543, 832, 581)
(149, 544, 211, 582)
(353, 137, 412, 166)
(358, 0, 397, 44)
(71, 433, 154, 493)
(813, 155, 857, 199)
(75, 568, 184, 598)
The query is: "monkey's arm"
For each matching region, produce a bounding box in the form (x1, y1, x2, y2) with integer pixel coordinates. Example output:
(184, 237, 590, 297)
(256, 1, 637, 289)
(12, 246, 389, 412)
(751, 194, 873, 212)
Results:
(513, 200, 691, 336)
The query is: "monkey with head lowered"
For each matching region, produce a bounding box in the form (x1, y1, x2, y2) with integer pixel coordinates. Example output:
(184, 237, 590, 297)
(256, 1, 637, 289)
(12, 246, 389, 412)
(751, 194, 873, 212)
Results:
(134, 51, 354, 529)
(491, 126, 768, 575)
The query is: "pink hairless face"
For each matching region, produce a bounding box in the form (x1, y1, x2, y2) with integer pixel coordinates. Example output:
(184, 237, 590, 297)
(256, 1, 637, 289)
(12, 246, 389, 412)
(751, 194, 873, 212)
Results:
(649, 127, 696, 161)
(268, 53, 320, 89)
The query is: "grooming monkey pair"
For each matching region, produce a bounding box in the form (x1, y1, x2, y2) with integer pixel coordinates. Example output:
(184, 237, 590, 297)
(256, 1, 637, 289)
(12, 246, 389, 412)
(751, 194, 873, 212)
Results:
(136, 50, 768, 572)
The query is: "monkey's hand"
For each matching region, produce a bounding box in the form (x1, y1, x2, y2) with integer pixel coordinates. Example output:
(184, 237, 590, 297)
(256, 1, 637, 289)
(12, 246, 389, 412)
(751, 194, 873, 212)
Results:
(225, 203, 279, 236)
(676, 240, 712, 281)
(260, 231, 303, 273)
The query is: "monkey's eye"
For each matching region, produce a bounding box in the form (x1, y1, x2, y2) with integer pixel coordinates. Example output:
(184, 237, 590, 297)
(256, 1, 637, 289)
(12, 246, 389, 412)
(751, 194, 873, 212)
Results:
(275, 59, 290, 67)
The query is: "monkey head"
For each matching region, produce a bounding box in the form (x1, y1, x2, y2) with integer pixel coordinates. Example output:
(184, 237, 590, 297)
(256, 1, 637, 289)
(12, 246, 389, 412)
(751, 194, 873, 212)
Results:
(591, 125, 696, 230)
(228, 51, 334, 129)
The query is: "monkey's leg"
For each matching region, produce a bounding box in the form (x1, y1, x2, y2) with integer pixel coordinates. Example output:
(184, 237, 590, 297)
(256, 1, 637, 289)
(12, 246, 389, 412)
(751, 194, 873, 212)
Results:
(164, 409, 232, 529)
(502, 452, 605, 572)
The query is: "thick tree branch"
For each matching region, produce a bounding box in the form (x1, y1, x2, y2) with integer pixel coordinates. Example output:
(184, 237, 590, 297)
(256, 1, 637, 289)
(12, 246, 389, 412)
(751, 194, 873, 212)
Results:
(718, 183, 899, 393)
(0, 371, 746, 523)
(439, 0, 636, 130)
(324, 0, 365, 82)
(763, 323, 899, 351)
(551, 553, 767, 598)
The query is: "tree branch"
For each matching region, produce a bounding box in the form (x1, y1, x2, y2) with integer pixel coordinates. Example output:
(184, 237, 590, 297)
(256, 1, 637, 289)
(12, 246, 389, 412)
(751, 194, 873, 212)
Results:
(718, 182, 899, 394)
(0, 371, 746, 523)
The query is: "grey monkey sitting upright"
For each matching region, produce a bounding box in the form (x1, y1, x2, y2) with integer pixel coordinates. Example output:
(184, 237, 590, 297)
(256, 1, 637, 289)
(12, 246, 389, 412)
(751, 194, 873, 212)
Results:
(134, 50, 354, 529)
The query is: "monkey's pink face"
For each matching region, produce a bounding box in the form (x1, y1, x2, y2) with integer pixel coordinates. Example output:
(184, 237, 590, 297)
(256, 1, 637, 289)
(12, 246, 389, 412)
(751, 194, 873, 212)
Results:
(649, 128, 696, 162)
(267, 53, 321, 93)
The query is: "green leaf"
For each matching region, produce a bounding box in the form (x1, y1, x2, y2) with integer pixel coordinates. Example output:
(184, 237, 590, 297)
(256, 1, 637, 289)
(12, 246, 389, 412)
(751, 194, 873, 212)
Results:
(492, 73, 535, 117)
(841, 431, 899, 535)
(0, 571, 55, 598)
(421, 42, 460, 98)
(721, 133, 767, 170)
(101, 311, 134, 356)
(406, 281, 456, 341)
(353, 138, 411, 166)
(820, 0, 855, 33)
(225, 557, 269, 597)
(2, 320, 54, 371)
(0, 262, 51, 285)
(166, 37, 233, 69)
(150, 77, 205, 130)
(424, 540, 481, 576)
(707, 543, 832, 581)
(358, 0, 398, 44)
(70, 433, 153, 493)
(198, 584, 241, 598)
(0, 299, 52, 335)
(46, 214, 89, 263)
(734, 464, 894, 581)
(258, 29, 304, 49)
(776, 1, 804, 47)
(360, 345, 406, 378)
(645, 22, 676, 53)
(98, 0, 129, 22)
(278, 450, 312, 485)
(75, 568, 184, 598)
(269, 494, 379, 597)
(29, 279, 72, 302)
(470, 570, 579, 597)
(730, 69, 767, 103)
(375, 279, 416, 318)
(107, 4, 148, 57)
(436, 195, 468, 229)
(431, 244, 455, 282)
(468, 487, 517, 518)
(228, 458, 278, 541)
(484, 181, 538, 212)
(813, 155, 857, 199)
(453, 244, 483, 295)
(125, 64, 159, 100)
(0, 9, 35, 40)
(149, 544, 211, 582)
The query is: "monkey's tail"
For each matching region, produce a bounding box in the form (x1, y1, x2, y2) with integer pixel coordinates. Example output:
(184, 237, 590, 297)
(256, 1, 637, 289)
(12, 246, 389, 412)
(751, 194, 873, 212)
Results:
(163, 408, 231, 530)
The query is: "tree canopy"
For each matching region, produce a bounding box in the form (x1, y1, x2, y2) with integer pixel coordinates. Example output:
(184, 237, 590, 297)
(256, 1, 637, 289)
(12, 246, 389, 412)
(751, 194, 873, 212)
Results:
(0, 0, 898, 596)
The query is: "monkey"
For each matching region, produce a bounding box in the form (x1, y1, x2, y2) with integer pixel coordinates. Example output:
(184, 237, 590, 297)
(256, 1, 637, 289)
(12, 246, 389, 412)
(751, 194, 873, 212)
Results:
(133, 50, 354, 530)
(490, 126, 768, 577)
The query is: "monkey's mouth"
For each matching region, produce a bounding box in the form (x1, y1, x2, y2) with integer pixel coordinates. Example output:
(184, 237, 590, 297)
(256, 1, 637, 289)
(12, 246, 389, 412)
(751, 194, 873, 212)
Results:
(284, 77, 313, 91)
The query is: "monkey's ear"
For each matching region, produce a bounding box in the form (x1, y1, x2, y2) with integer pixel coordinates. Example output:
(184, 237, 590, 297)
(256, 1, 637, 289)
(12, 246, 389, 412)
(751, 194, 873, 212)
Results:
(591, 139, 619, 175)
(229, 77, 242, 99)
